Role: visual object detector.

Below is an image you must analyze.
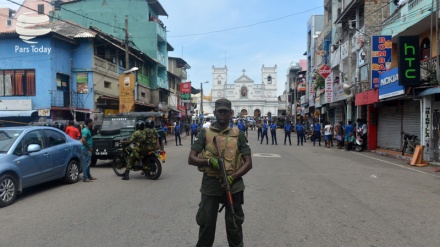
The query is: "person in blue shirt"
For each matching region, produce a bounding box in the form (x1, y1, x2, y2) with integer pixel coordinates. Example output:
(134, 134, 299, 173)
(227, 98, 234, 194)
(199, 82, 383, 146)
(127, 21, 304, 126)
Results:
(175, 121, 182, 146)
(260, 120, 269, 144)
(313, 121, 321, 146)
(229, 119, 234, 128)
(190, 120, 198, 144)
(237, 119, 246, 132)
(270, 121, 278, 145)
(284, 120, 292, 145)
(162, 125, 168, 146)
(296, 122, 305, 146)
(344, 120, 354, 150)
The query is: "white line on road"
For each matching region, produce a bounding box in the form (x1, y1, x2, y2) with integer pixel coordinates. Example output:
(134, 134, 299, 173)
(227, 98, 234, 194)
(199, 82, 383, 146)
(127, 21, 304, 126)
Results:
(353, 152, 440, 178)
(253, 153, 281, 158)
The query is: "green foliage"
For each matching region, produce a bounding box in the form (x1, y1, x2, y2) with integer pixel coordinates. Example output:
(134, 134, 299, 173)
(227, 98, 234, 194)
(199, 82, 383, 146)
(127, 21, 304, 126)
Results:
(314, 73, 325, 91)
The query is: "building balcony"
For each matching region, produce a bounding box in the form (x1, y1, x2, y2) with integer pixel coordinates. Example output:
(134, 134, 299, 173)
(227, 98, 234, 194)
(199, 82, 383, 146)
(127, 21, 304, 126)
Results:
(50, 90, 85, 109)
(157, 76, 167, 89)
(157, 51, 167, 67)
(381, 0, 433, 38)
(93, 56, 118, 78)
(137, 73, 150, 88)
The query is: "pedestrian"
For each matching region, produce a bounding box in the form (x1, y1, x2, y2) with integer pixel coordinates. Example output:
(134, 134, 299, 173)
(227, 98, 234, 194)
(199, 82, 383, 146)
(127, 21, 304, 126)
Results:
(65, 120, 80, 140)
(175, 121, 182, 146)
(185, 121, 190, 136)
(257, 120, 263, 141)
(324, 121, 333, 148)
(344, 120, 354, 150)
(357, 118, 367, 149)
(188, 98, 252, 247)
(191, 120, 198, 144)
(229, 119, 234, 128)
(203, 118, 211, 129)
(162, 125, 168, 146)
(313, 121, 321, 146)
(81, 118, 96, 182)
(260, 120, 269, 145)
(296, 121, 305, 146)
(284, 120, 292, 145)
(336, 121, 345, 149)
(269, 120, 277, 145)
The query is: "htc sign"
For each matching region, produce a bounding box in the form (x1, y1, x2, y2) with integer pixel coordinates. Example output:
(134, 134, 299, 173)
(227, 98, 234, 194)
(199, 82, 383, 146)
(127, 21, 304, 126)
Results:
(398, 36, 420, 86)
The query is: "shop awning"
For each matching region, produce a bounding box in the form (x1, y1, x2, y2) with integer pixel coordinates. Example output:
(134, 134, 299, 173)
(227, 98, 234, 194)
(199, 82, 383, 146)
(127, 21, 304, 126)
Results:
(418, 87, 440, 97)
(0, 110, 38, 117)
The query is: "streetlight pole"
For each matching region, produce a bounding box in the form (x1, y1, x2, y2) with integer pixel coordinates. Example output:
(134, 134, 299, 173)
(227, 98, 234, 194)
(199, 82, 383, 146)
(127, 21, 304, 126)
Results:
(200, 81, 208, 122)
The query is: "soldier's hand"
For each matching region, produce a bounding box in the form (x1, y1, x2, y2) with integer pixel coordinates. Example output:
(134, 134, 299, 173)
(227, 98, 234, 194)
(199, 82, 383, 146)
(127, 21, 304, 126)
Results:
(209, 157, 220, 170)
(227, 176, 234, 185)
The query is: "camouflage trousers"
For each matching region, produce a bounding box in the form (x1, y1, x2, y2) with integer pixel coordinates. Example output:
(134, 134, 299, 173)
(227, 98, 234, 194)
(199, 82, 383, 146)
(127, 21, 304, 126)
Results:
(127, 147, 143, 170)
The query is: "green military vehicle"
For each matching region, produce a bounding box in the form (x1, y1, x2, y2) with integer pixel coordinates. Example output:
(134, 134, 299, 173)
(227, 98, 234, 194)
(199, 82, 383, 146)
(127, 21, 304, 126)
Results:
(91, 112, 165, 166)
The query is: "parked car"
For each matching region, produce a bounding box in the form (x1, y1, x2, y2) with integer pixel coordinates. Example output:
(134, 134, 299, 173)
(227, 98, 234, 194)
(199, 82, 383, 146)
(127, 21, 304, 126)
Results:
(0, 126, 82, 207)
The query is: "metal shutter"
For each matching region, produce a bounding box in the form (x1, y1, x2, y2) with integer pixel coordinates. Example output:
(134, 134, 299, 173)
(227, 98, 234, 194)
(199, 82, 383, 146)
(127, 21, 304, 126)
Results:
(377, 105, 401, 150)
(402, 100, 421, 139)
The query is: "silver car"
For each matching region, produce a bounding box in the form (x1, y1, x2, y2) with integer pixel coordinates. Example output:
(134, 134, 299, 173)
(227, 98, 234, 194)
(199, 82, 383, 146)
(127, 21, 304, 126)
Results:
(0, 126, 82, 207)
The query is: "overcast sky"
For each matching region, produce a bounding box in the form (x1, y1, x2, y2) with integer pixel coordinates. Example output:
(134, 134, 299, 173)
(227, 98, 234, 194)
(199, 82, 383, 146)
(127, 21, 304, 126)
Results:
(1, 0, 324, 96)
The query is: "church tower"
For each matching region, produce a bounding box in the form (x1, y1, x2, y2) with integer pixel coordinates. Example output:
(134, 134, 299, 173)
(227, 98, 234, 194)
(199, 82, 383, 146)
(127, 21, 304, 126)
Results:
(211, 66, 227, 100)
(261, 65, 278, 102)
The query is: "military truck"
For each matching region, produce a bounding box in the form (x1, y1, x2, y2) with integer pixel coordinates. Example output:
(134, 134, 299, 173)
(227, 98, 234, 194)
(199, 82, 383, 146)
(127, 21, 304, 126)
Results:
(91, 112, 165, 166)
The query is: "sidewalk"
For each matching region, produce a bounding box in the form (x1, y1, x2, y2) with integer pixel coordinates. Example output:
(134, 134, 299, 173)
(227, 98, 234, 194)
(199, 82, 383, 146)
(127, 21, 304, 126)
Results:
(370, 148, 440, 168)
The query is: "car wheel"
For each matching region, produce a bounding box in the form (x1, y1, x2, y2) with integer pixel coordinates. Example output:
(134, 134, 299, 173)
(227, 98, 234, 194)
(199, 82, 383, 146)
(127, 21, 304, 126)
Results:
(64, 160, 80, 184)
(0, 174, 18, 208)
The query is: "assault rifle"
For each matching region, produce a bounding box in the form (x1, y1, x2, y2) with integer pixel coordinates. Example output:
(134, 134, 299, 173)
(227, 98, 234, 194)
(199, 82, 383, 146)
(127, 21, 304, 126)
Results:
(213, 136, 237, 228)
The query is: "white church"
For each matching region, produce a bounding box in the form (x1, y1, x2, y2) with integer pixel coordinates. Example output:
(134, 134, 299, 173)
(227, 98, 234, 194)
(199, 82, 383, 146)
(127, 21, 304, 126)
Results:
(205, 65, 279, 118)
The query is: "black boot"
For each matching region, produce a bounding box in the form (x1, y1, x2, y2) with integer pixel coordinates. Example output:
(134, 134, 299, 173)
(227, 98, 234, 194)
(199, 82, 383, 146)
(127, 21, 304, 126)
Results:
(122, 170, 130, 180)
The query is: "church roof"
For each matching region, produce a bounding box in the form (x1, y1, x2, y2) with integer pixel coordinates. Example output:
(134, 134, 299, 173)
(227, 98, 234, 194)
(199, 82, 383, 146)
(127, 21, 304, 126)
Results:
(234, 74, 254, 83)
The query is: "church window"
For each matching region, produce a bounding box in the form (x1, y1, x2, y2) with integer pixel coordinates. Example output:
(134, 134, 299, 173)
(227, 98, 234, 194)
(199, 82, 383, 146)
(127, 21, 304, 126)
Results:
(218, 80, 221, 85)
(267, 75, 272, 84)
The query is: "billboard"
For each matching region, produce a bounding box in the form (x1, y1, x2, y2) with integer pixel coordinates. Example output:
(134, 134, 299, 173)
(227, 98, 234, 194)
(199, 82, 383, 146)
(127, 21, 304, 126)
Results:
(379, 68, 404, 99)
(371, 35, 392, 89)
(398, 36, 420, 86)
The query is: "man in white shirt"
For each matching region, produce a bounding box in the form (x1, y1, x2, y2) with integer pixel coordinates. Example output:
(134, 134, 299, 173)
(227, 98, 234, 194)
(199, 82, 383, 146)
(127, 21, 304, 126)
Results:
(324, 121, 333, 148)
(202, 118, 211, 129)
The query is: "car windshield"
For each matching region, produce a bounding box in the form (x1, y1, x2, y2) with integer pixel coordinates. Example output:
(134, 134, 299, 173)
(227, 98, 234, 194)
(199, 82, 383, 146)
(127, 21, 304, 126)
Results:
(102, 117, 136, 128)
(0, 129, 23, 153)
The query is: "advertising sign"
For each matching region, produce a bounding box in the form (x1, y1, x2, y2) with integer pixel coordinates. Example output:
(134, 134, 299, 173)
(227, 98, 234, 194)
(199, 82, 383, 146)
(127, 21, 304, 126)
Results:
(371, 35, 392, 89)
(119, 74, 135, 113)
(325, 73, 333, 104)
(317, 64, 331, 79)
(398, 36, 420, 86)
(76, 73, 88, 94)
(180, 82, 191, 93)
(379, 68, 404, 99)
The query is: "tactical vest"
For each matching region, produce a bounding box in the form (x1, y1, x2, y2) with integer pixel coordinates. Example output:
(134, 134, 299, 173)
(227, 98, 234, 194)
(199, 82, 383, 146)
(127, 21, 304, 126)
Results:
(198, 126, 244, 177)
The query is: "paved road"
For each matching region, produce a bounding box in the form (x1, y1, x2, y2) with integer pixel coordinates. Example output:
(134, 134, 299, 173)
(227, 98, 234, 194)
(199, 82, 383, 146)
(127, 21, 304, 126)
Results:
(2, 130, 440, 246)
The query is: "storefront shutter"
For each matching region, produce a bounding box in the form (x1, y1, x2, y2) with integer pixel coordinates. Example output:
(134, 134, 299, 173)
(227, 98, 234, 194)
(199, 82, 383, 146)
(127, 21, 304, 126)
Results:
(377, 105, 402, 150)
(402, 100, 421, 139)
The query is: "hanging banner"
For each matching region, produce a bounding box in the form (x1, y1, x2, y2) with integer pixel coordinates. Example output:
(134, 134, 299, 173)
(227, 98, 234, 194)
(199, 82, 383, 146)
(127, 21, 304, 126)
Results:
(180, 81, 191, 93)
(371, 35, 392, 89)
(325, 72, 333, 104)
(398, 36, 420, 86)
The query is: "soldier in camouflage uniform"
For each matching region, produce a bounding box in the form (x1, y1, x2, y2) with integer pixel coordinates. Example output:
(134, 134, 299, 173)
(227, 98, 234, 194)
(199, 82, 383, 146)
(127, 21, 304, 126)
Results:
(122, 120, 147, 180)
(188, 98, 253, 247)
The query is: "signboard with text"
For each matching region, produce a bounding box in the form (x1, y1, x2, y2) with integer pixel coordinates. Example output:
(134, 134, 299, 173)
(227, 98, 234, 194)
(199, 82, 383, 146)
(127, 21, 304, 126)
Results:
(379, 68, 404, 99)
(180, 82, 191, 93)
(371, 35, 392, 89)
(119, 74, 135, 113)
(398, 36, 420, 86)
(325, 73, 333, 103)
(317, 64, 331, 79)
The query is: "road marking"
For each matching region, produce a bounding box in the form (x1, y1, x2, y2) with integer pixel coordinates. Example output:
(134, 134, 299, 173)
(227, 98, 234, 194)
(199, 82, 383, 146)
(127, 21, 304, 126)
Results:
(253, 153, 281, 158)
(353, 152, 440, 178)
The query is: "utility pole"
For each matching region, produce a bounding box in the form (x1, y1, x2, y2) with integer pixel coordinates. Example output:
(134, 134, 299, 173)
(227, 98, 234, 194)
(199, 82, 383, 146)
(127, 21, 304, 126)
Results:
(125, 15, 129, 70)
(347, 22, 353, 124)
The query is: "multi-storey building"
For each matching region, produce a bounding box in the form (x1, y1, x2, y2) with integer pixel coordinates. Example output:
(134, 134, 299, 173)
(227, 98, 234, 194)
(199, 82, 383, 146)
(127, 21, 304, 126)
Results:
(52, 0, 172, 109)
(0, 21, 156, 125)
(167, 57, 190, 123)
